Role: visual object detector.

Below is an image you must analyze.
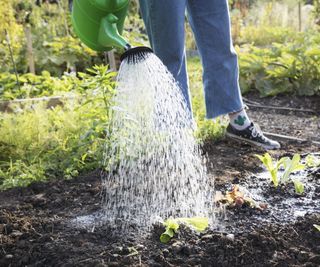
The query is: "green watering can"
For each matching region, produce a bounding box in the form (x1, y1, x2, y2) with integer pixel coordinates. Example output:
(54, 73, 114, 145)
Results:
(72, 0, 131, 52)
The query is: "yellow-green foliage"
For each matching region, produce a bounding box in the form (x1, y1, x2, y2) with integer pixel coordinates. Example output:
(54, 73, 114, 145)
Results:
(0, 71, 78, 100)
(237, 31, 320, 96)
(240, 26, 297, 46)
(0, 101, 104, 189)
(0, 65, 116, 190)
(0, 1, 25, 73)
(0, 1, 22, 38)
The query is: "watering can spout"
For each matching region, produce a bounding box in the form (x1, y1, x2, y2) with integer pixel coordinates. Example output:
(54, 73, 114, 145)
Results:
(72, 0, 131, 52)
(99, 14, 131, 51)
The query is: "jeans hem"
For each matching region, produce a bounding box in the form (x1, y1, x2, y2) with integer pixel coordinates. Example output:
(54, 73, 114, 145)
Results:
(206, 105, 245, 119)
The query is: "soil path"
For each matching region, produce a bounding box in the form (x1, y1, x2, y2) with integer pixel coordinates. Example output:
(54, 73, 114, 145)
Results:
(0, 95, 319, 267)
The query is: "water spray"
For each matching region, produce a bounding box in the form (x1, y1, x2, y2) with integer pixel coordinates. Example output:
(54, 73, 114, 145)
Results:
(72, 0, 213, 230)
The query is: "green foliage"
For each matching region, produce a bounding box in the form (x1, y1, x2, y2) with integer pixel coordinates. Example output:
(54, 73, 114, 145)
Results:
(305, 154, 320, 167)
(281, 154, 305, 184)
(293, 180, 305, 195)
(34, 36, 99, 76)
(0, 65, 116, 190)
(256, 153, 285, 187)
(238, 31, 320, 96)
(314, 224, 320, 232)
(0, 71, 76, 100)
(160, 217, 209, 244)
(240, 26, 297, 46)
(160, 219, 180, 243)
(0, 62, 118, 100)
(256, 153, 306, 194)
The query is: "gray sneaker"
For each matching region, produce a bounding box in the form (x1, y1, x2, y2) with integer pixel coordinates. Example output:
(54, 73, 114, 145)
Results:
(226, 123, 281, 150)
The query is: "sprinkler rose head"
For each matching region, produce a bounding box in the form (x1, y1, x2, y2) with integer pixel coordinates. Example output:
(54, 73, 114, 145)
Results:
(120, 46, 153, 64)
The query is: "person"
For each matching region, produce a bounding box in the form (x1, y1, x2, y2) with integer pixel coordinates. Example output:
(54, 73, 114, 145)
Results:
(139, 0, 280, 150)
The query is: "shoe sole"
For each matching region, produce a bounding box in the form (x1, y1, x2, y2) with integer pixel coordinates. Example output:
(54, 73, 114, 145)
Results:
(225, 132, 280, 150)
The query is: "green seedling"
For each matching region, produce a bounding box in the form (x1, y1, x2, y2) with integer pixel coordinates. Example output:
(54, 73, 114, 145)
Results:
(160, 217, 209, 243)
(256, 153, 306, 194)
(314, 224, 320, 232)
(305, 154, 320, 168)
(255, 153, 285, 187)
(293, 179, 305, 195)
(281, 154, 305, 184)
(160, 219, 180, 244)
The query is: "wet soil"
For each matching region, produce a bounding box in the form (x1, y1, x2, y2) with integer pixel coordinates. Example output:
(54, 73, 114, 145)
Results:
(0, 95, 319, 267)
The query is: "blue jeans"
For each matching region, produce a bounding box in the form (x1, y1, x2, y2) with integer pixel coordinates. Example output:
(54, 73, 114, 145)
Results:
(139, 0, 244, 119)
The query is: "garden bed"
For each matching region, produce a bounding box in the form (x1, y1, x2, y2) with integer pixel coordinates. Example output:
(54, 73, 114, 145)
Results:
(0, 94, 319, 267)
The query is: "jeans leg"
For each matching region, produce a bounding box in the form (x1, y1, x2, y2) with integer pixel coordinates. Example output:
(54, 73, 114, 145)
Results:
(187, 0, 244, 119)
(139, 0, 192, 113)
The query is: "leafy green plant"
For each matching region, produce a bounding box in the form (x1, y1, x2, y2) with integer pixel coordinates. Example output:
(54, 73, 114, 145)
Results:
(293, 180, 305, 195)
(238, 31, 320, 97)
(281, 154, 305, 184)
(240, 26, 297, 46)
(255, 153, 285, 187)
(160, 219, 180, 244)
(160, 217, 209, 244)
(305, 154, 320, 168)
(0, 65, 116, 190)
(256, 153, 306, 194)
(314, 224, 320, 232)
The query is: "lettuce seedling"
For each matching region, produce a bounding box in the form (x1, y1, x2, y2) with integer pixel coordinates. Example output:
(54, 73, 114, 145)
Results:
(177, 217, 209, 232)
(305, 154, 320, 168)
(255, 153, 285, 187)
(281, 154, 305, 184)
(160, 219, 180, 243)
(160, 217, 209, 243)
(293, 179, 305, 195)
(256, 153, 306, 194)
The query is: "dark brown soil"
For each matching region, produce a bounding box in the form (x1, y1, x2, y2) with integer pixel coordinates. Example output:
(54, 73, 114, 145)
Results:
(0, 95, 319, 267)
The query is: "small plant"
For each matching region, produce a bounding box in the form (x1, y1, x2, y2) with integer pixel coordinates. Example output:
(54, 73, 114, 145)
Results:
(256, 153, 306, 194)
(281, 154, 305, 184)
(160, 217, 209, 244)
(293, 180, 305, 195)
(305, 154, 320, 168)
(314, 224, 320, 232)
(255, 153, 285, 187)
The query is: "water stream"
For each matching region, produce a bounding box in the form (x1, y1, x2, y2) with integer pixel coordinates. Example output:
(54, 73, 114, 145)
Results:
(99, 51, 213, 230)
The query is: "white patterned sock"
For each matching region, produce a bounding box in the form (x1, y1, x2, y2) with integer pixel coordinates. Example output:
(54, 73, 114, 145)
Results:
(229, 109, 251, 130)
